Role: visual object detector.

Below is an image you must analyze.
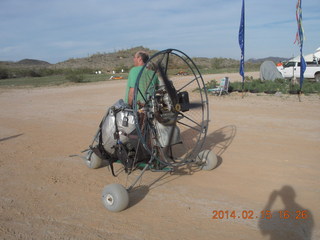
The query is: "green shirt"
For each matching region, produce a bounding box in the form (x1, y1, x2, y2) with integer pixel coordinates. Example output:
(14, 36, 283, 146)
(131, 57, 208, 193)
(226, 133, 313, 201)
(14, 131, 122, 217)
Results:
(124, 66, 159, 105)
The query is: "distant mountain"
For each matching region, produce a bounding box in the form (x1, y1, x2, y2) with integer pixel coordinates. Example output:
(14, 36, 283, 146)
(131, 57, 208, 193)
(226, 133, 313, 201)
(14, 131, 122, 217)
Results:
(0, 59, 51, 68)
(247, 57, 290, 64)
(17, 59, 51, 66)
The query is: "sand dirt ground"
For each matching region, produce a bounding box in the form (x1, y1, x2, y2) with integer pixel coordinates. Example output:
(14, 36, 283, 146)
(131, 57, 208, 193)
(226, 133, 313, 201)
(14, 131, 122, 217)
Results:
(0, 72, 319, 240)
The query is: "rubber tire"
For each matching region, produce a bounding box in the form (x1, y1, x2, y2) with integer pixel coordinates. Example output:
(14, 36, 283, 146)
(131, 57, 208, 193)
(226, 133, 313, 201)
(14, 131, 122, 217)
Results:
(315, 73, 320, 82)
(85, 152, 103, 169)
(197, 150, 218, 171)
(101, 183, 129, 212)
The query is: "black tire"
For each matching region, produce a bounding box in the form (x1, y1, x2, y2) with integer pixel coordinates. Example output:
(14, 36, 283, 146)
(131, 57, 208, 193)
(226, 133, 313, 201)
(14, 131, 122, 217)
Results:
(101, 183, 129, 212)
(85, 151, 103, 169)
(315, 73, 320, 82)
(197, 150, 218, 171)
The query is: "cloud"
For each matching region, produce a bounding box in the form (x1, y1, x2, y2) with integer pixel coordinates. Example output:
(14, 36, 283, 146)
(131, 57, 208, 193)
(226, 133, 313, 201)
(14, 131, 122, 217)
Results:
(50, 40, 101, 49)
(0, 46, 19, 54)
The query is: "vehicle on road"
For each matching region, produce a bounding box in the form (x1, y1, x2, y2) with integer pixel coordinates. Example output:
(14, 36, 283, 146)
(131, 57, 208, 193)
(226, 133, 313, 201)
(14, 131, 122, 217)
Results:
(277, 47, 320, 82)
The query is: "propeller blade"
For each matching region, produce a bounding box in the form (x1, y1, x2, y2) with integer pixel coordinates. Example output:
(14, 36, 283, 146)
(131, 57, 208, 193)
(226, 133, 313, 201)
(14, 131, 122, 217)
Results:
(157, 63, 178, 106)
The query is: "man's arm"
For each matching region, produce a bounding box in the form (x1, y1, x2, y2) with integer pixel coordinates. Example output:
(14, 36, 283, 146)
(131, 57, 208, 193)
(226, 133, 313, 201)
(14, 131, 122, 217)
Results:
(128, 87, 134, 107)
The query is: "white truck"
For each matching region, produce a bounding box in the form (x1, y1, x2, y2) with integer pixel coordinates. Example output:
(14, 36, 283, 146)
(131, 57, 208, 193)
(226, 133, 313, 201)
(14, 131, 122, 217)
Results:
(277, 47, 320, 82)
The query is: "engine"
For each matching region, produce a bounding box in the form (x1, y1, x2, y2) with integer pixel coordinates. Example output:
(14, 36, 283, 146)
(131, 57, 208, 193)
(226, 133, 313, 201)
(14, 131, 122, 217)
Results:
(153, 85, 190, 126)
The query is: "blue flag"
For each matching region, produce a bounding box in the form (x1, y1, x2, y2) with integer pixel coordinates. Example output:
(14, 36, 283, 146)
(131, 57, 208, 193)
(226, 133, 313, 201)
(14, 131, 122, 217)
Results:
(300, 52, 306, 89)
(295, 0, 306, 89)
(238, 0, 245, 83)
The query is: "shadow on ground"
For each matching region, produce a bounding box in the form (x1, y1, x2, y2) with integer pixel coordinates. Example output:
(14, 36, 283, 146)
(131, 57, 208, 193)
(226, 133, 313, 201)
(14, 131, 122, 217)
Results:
(259, 185, 314, 240)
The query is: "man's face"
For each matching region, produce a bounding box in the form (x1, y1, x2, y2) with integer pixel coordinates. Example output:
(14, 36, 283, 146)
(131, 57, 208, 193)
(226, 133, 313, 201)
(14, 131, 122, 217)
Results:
(133, 54, 141, 66)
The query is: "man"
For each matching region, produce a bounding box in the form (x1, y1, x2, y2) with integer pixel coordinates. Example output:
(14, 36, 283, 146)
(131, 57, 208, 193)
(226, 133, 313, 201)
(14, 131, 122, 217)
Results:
(258, 186, 314, 240)
(124, 51, 158, 107)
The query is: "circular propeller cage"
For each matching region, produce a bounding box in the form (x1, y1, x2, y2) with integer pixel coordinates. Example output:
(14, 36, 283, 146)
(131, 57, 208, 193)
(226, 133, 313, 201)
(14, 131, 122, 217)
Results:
(133, 49, 209, 167)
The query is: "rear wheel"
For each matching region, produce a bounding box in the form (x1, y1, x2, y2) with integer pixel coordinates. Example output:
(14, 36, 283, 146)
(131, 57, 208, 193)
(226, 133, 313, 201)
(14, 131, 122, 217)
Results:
(197, 150, 218, 171)
(101, 183, 129, 212)
(85, 151, 103, 169)
(315, 73, 320, 82)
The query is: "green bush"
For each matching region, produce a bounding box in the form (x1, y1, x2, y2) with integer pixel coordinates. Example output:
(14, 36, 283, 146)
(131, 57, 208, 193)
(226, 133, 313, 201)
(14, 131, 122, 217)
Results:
(228, 79, 320, 95)
(0, 66, 95, 80)
(300, 81, 320, 94)
(228, 81, 244, 92)
(0, 68, 9, 79)
(65, 72, 85, 83)
(205, 79, 217, 89)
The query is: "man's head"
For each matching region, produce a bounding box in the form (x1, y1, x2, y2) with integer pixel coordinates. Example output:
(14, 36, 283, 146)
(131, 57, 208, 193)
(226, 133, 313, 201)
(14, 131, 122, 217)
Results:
(134, 51, 149, 66)
(278, 185, 296, 205)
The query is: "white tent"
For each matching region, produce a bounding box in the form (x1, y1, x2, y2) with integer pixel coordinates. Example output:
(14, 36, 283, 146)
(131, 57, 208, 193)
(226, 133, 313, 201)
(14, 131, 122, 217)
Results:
(260, 61, 283, 81)
(290, 47, 320, 63)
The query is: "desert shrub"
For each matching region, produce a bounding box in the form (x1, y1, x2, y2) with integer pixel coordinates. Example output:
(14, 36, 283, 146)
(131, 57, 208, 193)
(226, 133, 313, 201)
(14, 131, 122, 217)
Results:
(0, 68, 9, 79)
(205, 79, 218, 89)
(228, 81, 243, 92)
(37, 68, 56, 76)
(245, 80, 262, 93)
(228, 79, 320, 94)
(263, 80, 280, 93)
(300, 81, 320, 94)
(0, 67, 66, 79)
(65, 72, 85, 83)
(29, 70, 42, 77)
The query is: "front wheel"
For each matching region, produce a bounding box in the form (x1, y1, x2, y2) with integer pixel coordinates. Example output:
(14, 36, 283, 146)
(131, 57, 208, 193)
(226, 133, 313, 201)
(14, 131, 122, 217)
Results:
(102, 184, 129, 212)
(197, 150, 218, 171)
(315, 73, 320, 82)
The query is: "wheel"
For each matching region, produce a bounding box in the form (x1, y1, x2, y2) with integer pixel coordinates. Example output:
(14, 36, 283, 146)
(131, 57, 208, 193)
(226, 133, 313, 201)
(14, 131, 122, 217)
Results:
(133, 49, 209, 167)
(197, 150, 218, 171)
(101, 183, 129, 212)
(315, 73, 320, 82)
(85, 151, 102, 169)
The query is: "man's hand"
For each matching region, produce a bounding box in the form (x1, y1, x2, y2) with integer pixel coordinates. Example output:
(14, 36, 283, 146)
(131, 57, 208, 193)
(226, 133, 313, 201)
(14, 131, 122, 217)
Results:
(137, 101, 145, 108)
(269, 190, 278, 203)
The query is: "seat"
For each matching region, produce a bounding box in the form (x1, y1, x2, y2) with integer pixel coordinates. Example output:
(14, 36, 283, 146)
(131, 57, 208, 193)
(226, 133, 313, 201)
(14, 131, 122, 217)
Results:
(207, 77, 229, 96)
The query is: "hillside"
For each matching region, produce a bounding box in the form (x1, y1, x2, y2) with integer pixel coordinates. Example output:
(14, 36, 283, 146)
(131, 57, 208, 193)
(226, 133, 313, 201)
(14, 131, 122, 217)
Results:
(0, 59, 51, 68)
(17, 59, 51, 66)
(1, 46, 287, 73)
(54, 46, 157, 71)
(247, 56, 289, 63)
(53, 47, 259, 72)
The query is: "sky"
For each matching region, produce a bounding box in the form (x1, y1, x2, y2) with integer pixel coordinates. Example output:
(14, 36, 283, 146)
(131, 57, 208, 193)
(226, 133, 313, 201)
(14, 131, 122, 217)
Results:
(0, 0, 319, 64)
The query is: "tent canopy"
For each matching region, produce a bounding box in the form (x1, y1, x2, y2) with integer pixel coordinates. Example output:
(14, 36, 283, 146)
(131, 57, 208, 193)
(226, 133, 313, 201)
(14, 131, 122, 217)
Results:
(290, 47, 320, 63)
(260, 61, 283, 81)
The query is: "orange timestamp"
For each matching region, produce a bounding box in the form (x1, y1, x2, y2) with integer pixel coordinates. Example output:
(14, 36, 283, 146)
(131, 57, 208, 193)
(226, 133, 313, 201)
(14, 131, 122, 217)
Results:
(212, 210, 309, 220)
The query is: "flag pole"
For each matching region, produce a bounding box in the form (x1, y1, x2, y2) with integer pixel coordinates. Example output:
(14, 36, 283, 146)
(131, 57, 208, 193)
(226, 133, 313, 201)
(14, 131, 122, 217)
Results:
(238, 0, 245, 98)
(295, 0, 306, 102)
